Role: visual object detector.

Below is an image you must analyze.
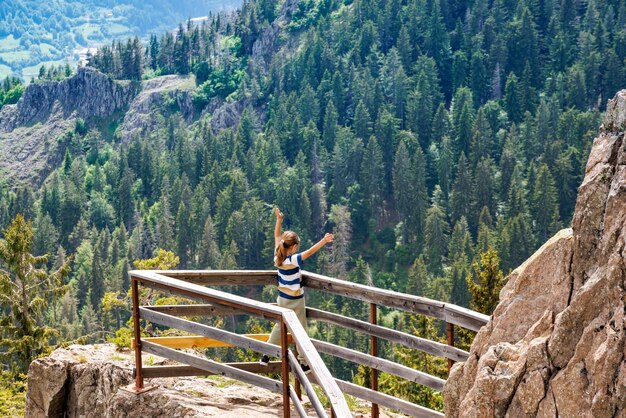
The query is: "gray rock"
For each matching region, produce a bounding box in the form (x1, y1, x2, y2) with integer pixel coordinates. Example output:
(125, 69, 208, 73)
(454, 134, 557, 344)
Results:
(25, 344, 320, 417)
(0, 67, 138, 133)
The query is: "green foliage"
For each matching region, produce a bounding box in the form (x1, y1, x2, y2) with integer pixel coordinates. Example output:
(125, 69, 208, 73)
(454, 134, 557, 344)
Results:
(109, 326, 133, 351)
(193, 65, 246, 104)
(0, 372, 26, 417)
(0, 0, 611, 411)
(0, 214, 72, 375)
(0, 76, 24, 108)
(467, 249, 506, 315)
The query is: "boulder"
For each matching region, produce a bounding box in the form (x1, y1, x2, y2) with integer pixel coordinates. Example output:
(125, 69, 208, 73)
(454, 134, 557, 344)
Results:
(25, 344, 312, 418)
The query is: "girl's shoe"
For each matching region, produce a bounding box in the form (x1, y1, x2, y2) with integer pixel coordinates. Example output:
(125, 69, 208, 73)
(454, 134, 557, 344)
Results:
(259, 355, 270, 366)
(300, 363, 311, 374)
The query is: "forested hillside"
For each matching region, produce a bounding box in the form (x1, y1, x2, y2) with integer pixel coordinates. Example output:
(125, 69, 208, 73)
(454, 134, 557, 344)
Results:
(1, 0, 624, 412)
(0, 0, 238, 80)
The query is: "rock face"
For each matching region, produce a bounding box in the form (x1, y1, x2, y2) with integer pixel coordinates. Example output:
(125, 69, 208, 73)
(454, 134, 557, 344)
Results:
(119, 74, 196, 142)
(444, 91, 626, 416)
(0, 67, 138, 133)
(25, 344, 304, 418)
(0, 68, 198, 185)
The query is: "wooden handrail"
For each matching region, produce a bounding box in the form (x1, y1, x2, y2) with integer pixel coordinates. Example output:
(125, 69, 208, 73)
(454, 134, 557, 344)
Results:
(306, 307, 470, 362)
(302, 271, 490, 331)
(129, 270, 352, 418)
(146, 269, 490, 330)
(311, 339, 445, 391)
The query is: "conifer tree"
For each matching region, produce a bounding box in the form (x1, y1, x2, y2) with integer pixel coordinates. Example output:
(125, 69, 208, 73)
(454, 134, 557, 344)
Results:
(424, 188, 450, 274)
(531, 164, 560, 244)
(0, 215, 71, 374)
(466, 248, 505, 315)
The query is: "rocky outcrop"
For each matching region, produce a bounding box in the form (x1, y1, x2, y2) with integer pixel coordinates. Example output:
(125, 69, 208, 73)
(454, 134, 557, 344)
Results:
(119, 74, 196, 142)
(0, 69, 200, 185)
(444, 91, 626, 416)
(250, 0, 300, 71)
(25, 344, 309, 417)
(0, 67, 138, 133)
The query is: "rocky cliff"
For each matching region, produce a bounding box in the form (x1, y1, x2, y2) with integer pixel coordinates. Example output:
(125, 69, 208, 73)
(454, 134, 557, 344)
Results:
(25, 344, 309, 418)
(444, 91, 626, 416)
(0, 67, 138, 133)
(0, 68, 196, 185)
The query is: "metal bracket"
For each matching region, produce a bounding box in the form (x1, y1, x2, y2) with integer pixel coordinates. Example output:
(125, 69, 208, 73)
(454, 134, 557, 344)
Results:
(120, 383, 159, 394)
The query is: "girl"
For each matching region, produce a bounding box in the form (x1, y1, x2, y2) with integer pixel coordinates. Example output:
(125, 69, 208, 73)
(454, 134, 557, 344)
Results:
(260, 208, 333, 373)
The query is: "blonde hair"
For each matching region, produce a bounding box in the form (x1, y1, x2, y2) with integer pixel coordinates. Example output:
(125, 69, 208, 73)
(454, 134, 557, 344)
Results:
(274, 231, 300, 267)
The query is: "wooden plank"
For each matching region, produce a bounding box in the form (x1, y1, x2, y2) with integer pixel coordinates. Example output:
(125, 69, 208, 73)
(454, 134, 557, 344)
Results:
(139, 362, 283, 378)
(154, 270, 277, 286)
(302, 271, 446, 320)
(145, 304, 245, 317)
(139, 307, 281, 357)
(307, 308, 469, 362)
(130, 271, 286, 320)
(444, 304, 490, 332)
(303, 271, 490, 329)
(141, 341, 282, 393)
(282, 310, 351, 418)
(311, 339, 445, 391)
(288, 351, 328, 418)
(133, 334, 289, 350)
(331, 378, 444, 418)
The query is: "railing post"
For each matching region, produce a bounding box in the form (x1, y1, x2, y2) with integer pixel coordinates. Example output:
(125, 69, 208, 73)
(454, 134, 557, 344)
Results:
(280, 319, 291, 418)
(121, 276, 157, 394)
(447, 322, 454, 373)
(370, 303, 379, 418)
(133, 277, 143, 389)
(294, 345, 302, 400)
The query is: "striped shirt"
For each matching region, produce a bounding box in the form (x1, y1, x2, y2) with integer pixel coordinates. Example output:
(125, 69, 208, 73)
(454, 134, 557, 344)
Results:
(275, 252, 304, 299)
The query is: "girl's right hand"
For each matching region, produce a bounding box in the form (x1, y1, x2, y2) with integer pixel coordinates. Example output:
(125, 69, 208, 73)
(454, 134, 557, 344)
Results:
(275, 208, 284, 221)
(323, 233, 334, 243)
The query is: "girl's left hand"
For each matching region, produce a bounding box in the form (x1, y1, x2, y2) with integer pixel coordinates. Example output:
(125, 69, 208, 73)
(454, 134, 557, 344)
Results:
(275, 208, 284, 220)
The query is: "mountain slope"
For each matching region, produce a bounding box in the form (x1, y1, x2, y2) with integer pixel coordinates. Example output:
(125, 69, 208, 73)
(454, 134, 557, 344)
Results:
(0, 0, 240, 80)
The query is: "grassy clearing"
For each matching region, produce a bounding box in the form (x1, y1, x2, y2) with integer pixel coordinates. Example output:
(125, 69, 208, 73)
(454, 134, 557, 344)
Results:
(39, 43, 58, 55)
(106, 23, 130, 35)
(0, 51, 30, 64)
(0, 65, 13, 80)
(77, 23, 103, 40)
(0, 35, 20, 52)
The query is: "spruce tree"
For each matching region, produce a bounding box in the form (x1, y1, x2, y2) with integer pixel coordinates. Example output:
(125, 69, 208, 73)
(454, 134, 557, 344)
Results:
(0, 215, 71, 375)
(531, 164, 560, 244)
(466, 248, 505, 315)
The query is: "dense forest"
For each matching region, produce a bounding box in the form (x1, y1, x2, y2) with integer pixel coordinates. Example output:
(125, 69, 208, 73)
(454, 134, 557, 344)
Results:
(0, 0, 238, 80)
(1, 0, 623, 413)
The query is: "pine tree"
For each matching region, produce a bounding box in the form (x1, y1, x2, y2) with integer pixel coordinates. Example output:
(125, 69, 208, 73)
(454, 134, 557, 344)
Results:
(329, 205, 352, 279)
(450, 153, 473, 224)
(0, 215, 71, 374)
(360, 136, 385, 221)
(466, 248, 505, 315)
(531, 164, 560, 244)
(424, 189, 450, 274)
(504, 73, 523, 123)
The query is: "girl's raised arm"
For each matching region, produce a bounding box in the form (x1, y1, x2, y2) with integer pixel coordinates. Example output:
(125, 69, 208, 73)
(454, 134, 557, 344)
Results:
(302, 233, 334, 261)
(274, 208, 284, 248)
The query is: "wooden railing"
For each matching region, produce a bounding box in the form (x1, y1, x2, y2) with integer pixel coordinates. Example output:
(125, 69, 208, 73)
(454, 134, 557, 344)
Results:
(124, 269, 489, 418)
